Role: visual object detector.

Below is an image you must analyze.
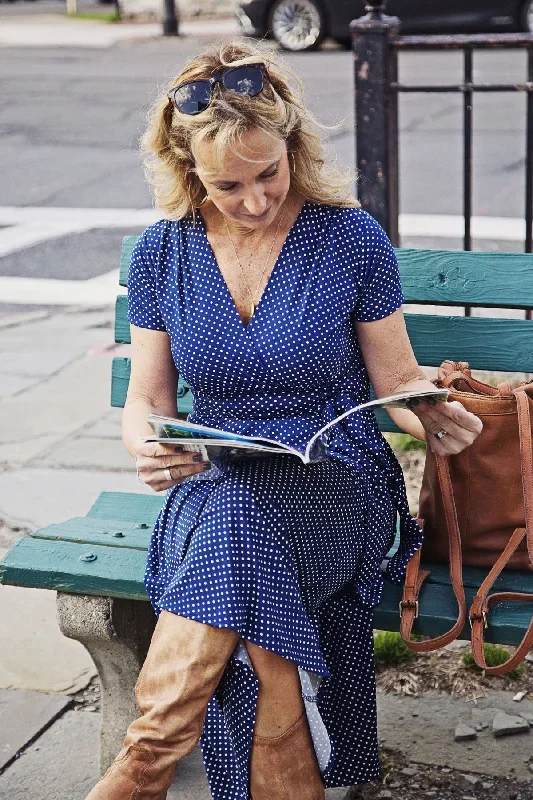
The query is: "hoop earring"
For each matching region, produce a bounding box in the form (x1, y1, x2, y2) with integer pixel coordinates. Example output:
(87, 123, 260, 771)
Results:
(290, 153, 296, 173)
(197, 194, 209, 207)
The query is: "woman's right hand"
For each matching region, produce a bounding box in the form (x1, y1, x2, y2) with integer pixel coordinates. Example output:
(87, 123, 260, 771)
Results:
(134, 440, 211, 493)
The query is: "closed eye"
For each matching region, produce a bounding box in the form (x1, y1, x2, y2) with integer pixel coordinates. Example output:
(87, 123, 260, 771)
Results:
(216, 165, 280, 192)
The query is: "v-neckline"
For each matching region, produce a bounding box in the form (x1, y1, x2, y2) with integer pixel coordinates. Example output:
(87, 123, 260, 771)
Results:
(197, 201, 307, 333)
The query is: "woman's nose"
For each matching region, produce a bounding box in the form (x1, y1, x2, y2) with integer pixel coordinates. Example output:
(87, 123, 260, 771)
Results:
(243, 188, 268, 216)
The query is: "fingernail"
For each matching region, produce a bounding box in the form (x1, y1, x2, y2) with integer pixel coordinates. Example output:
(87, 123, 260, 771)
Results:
(193, 454, 203, 462)
(174, 445, 184, 453)
(203, 462, 211, 471)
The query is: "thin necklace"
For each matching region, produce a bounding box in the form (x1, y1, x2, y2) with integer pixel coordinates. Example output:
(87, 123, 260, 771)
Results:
(223, 207, 285, 320)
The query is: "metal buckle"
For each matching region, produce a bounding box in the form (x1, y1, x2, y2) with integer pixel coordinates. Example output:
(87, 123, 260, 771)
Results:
(469, 610, 488, 629)
(399, 600, 419, 619)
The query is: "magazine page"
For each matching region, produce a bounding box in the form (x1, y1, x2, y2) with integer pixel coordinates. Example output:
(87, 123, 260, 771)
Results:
(146, 414, 306, 461)
(303, 388, 449, 462)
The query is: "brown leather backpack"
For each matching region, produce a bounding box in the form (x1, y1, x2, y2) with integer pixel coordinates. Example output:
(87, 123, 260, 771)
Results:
(400, 361, 533, 675)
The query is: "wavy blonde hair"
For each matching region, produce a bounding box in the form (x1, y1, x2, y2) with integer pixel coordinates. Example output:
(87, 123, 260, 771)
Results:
(141, 39, 358, 220)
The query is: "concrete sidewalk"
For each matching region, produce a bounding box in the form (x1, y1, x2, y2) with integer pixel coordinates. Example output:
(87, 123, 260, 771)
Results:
(0, 13, 240, 48)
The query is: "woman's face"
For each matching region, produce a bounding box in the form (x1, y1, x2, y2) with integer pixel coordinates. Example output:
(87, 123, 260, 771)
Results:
(195, 128, 291, 231)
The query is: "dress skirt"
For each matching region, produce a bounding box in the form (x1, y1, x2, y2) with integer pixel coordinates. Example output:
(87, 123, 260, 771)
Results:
(144, 454, 396, 798)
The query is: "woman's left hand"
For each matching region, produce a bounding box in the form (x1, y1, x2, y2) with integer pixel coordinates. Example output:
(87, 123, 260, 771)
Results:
(408, 397, 483, 456)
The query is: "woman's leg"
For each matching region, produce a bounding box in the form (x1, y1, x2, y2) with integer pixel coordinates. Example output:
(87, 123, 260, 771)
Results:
(84, 611, 239, 800)
(245, 641, 304, 736)
(245, 641, 325, 800)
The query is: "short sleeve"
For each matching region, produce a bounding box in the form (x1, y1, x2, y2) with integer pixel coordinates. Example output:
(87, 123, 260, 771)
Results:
(127, 229, 166, 332)
(349, 210, 405, 322)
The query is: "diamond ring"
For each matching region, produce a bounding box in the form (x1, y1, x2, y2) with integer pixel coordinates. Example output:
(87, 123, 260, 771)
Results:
(434, 429, 448, 440)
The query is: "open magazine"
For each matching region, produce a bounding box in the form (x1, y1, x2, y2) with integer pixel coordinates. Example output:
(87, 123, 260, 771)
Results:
(145, 388, 449, 465)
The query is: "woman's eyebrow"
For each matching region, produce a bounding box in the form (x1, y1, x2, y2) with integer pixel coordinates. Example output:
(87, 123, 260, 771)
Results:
(211, 160, 281, 186)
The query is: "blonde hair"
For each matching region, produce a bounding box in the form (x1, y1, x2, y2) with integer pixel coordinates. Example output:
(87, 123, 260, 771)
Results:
(141, 39, 359, 220)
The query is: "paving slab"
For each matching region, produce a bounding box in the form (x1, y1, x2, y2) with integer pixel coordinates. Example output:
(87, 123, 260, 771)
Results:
(0, 467, 152, 534)
(377, 689, 533, 781)
(0, 688, 71, 771)
(0, 584, 97, 693)
(0, 706, 351, 800)
(0, 308, 114, 400)
(35, 433, 135, 471)
(0, 358, 115, 466)
(0, 710, 102, 798)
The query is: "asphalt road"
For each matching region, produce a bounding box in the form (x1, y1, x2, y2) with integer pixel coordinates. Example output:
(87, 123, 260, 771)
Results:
(0, 29, 530, 292)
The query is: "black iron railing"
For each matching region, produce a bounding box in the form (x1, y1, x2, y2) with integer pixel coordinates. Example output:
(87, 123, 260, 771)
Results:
(351, 1, 533, 318)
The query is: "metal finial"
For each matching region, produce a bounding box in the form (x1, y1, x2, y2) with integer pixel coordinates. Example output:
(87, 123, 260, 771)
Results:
(364, 1, 387, 19)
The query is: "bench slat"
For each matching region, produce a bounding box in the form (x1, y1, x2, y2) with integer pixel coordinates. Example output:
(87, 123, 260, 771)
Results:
(119, 237, 533, 309)
(375, 579, 533, 647)
(111, 356, 193, 413)
(405, 314, 533, 373)
(119, 236, 137, 288)
(397, 248, 533, 308)
(115, 294, 533, 369)
(2, 535, 531, 647)
(111, 314, 533, 411)
(0, 537, 147, 601)
(86, 491, 164, 523)
(31, 517, 153, 551)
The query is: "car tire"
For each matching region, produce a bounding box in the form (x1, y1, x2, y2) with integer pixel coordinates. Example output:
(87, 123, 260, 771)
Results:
(268, 0, 326, 52)
(521, 0, 533, 31)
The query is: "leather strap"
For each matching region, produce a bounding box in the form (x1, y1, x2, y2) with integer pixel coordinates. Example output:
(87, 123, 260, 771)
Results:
(469, 528, 533, 674)
(514, 388, 533, 563)
(400, 455, 467, 650)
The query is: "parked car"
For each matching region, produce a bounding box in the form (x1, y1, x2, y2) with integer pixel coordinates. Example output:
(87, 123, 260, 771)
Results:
(236, 0, 533, 51)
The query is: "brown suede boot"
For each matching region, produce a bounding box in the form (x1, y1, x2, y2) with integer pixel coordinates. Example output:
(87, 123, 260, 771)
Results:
(84, 610, 239, 800)
(249, 712, 325, 799)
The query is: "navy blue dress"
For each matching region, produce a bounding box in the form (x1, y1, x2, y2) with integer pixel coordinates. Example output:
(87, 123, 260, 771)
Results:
(127, 203, 423, 798)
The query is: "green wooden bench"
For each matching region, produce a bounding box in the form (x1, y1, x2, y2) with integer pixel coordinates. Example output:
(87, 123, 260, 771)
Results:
(1, 238, 532, 776)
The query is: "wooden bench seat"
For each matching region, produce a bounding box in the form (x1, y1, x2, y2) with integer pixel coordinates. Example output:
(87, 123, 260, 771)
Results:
(1, 238, 532, 774)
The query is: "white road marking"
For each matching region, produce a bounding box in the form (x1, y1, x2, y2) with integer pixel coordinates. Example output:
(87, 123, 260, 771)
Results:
(400, 213, 528, 243)
(0, 207, 529, 307)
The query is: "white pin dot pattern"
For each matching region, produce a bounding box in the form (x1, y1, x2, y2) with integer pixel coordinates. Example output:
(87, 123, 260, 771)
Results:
(127, 203, 424, 796)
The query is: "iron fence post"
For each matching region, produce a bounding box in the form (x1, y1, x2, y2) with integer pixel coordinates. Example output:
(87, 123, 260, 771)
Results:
(163, 0, 179, 36)
(351, 1, 400, 245)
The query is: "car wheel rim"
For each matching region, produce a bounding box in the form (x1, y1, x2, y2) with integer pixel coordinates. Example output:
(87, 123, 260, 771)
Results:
(272, 0, 322, 51)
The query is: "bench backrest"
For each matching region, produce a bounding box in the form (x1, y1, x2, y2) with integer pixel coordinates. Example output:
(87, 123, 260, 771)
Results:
(113, 238, 533, 432)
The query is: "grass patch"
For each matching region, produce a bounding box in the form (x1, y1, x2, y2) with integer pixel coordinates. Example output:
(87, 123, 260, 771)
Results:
(64, 11, 120, 22)
(383, 432, 426, 453)
(462, 644, 527, 680)
(374, 631, 417, 666)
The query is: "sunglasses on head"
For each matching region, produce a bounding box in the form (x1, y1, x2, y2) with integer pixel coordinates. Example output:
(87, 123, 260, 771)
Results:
(167, 63, 267, 116)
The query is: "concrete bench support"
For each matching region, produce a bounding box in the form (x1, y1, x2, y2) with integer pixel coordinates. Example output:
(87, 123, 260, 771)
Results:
(56, 592, 156, 773)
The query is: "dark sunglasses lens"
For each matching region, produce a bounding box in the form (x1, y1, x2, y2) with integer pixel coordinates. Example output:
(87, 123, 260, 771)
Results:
(173, 81, 212, 115)
(223, 66, 264, 96)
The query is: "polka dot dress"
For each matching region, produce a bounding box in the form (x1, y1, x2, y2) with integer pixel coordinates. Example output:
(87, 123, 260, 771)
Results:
(127, 203, 424, 798)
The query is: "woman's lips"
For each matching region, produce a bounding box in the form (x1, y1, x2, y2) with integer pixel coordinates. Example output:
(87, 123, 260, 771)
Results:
(241, 207, 272, 221)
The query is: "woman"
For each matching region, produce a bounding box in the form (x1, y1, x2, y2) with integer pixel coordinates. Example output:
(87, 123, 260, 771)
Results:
(85, 40, 482, 800)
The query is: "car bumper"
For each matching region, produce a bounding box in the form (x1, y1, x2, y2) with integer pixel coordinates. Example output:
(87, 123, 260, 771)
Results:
(235, 0, 268, 38)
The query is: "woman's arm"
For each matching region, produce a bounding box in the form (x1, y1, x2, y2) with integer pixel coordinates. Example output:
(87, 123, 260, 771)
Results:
(123, 325, 209, 491)
(355, 308, 483, 454)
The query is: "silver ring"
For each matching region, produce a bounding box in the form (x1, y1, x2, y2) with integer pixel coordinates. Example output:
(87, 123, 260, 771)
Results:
(434, 429, 448, 440)
(164, 467, 173, 481)
(136, 468, 144, 485)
